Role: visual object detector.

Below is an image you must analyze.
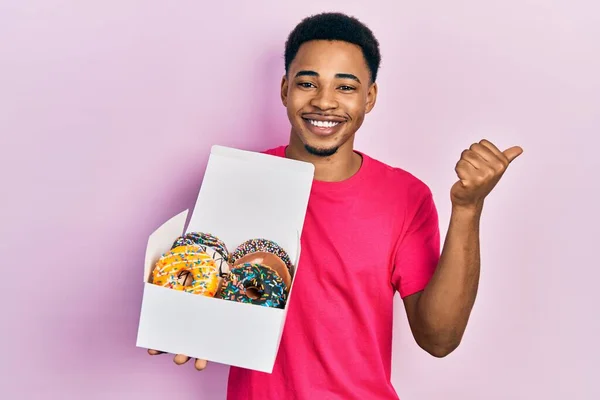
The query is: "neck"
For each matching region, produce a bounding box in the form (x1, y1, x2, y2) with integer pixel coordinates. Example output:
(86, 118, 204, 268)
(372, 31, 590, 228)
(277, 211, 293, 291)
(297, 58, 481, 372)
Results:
(285, 133, 362, 182)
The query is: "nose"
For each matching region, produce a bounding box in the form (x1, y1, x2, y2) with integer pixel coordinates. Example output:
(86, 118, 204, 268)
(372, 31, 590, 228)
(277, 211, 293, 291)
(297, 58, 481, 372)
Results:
(309, 87, 338, 111)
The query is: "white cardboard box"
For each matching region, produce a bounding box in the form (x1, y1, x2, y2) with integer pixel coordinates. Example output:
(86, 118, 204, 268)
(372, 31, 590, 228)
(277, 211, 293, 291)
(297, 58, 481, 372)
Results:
(136, 145, 314, 373)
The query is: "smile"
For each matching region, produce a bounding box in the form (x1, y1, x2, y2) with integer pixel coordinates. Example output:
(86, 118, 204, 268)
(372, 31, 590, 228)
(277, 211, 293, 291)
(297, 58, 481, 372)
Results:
(307, 120, 341, 128)
(302, 117, 345, 137)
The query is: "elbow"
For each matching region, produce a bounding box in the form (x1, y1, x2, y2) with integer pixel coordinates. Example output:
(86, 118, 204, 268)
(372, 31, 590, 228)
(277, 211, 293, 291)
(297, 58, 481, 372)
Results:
(424, 342, 459, 358)
(416, 335, 462, 358)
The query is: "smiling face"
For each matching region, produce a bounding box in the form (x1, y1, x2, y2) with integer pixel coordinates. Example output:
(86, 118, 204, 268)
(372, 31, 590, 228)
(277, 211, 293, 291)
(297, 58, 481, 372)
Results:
(281, 40, 378, 157)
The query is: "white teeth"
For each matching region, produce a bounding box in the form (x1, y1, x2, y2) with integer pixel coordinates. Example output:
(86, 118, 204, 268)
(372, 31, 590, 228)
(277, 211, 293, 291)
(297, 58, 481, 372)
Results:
(309, 120, 340, 128)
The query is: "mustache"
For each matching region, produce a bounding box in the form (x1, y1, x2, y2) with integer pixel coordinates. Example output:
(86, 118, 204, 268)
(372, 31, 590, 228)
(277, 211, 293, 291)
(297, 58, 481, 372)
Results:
(301, 112, 348, 121)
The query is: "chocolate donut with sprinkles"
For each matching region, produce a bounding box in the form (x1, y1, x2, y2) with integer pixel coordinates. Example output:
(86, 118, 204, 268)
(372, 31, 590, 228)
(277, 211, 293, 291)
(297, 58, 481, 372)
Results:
(172, 232, 230, 277)
(220, 263, 288, 308)
(229, 238, 293, 289)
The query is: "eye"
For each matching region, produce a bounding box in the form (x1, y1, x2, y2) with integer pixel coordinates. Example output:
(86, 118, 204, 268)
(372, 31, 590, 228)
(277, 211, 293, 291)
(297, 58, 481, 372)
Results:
(297, 82, 316, 89)
(338, 85, 356, 92)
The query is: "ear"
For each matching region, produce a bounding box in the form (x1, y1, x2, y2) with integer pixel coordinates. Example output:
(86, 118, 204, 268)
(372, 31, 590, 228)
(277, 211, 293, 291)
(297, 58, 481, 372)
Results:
(365, 82, 378, 114)
(280, 75, 289, 107)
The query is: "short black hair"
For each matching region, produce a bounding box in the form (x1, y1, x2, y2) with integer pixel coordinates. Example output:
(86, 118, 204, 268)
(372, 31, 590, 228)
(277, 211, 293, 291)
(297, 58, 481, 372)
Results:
(284, 12, 382, 83)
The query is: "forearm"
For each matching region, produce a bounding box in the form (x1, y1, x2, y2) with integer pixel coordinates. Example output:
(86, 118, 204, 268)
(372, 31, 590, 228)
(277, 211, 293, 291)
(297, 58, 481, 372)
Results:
(415, 204, 483, 355)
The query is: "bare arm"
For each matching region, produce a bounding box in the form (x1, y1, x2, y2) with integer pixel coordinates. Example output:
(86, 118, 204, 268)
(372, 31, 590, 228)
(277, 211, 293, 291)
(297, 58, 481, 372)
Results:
(403, 204, 482, 357)
(403, 139, 522, 357)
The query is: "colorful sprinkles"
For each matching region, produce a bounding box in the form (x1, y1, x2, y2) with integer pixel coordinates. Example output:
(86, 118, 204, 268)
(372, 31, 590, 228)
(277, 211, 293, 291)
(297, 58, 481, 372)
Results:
(219, 263, 288, 309)
(152, 245, 220, 296)
(229, 239, 292, 273)
(172, 232, 230, 277)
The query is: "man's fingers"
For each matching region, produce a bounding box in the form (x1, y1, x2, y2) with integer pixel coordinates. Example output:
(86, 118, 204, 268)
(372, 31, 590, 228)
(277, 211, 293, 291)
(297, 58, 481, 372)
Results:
(173, 354, 191, 365)
(479, 139, 523, 164)
(461, 149, 486, 170)
(455, 159, 476, 184)
(479, 139, 505, 159)
(195, 359, 208, 371)
(148, 350, 207, 370)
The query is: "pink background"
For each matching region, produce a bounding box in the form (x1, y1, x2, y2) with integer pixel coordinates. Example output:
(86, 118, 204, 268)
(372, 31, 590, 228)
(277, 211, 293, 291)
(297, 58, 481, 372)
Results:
(1, 1, 598, 399)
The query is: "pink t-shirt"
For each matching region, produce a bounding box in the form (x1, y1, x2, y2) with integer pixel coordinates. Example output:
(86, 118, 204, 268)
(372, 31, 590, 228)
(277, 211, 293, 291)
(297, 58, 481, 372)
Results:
(226, 146, 441, 400)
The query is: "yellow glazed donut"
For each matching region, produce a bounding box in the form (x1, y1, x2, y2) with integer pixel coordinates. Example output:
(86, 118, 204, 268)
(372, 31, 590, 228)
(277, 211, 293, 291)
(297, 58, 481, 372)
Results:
(151, 245, 220, 296)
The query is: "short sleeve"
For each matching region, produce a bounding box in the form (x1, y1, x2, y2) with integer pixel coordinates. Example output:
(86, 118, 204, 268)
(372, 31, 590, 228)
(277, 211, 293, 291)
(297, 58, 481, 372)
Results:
(391, 189, 441, 298)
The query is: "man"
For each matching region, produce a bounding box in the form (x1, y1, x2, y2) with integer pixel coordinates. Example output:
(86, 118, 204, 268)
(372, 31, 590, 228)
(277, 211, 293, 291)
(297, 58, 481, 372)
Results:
(149, 12, 523, 399)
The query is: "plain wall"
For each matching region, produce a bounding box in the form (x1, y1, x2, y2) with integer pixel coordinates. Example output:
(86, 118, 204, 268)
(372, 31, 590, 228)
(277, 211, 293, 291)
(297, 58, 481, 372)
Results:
(1, 1, 598, 399)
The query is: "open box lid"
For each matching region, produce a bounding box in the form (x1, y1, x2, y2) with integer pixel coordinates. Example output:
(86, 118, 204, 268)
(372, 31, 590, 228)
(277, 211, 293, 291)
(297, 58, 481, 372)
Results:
(186, 145, 314, 263)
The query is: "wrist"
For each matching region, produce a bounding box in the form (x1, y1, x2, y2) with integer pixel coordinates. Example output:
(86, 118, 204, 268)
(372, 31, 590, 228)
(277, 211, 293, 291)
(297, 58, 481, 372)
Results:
(451, 201, 484, 219)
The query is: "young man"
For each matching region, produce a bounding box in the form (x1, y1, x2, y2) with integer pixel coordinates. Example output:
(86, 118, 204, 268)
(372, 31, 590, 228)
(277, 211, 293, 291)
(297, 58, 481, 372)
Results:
(149, 12, 523, 399)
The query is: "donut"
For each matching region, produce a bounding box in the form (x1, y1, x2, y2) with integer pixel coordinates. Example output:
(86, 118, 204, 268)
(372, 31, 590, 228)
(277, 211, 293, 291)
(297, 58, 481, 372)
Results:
(229, 239, 293, 288)
(219, 263, 288, 308)
(151, 245, 220, 296)
(172, 232, 230, 277)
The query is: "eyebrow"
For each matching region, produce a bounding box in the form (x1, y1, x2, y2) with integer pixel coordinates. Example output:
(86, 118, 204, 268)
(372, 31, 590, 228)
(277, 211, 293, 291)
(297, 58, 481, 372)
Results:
(294, 70, 361, 84)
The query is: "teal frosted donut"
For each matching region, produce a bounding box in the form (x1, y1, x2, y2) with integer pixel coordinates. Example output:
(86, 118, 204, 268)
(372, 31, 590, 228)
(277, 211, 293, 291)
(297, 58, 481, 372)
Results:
(219, 263, 287, 308)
